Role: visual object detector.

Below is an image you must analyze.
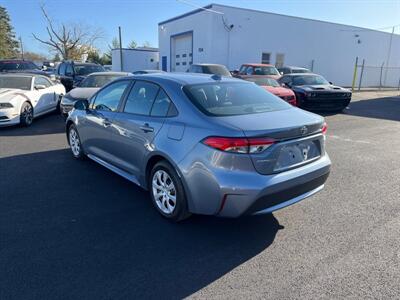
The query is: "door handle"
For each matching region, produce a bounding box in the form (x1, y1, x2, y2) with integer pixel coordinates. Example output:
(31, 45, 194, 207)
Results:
(103, 119, 112, 127)
(140, 123, 154, 133)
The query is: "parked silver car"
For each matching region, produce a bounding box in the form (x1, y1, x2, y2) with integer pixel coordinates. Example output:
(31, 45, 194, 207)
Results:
(66, 73, 330, 221)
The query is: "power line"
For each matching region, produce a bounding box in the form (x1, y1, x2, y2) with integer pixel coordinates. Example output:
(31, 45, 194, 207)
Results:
(176, 0, 224, 15)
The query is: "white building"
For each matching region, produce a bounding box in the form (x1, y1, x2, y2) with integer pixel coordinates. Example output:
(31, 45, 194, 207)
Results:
(158, 3, 400, 86)
(112, 47, 159, 72)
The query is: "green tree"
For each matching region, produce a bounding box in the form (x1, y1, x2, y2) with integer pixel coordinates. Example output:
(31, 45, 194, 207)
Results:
(142, 41, 152, 47)
(0, 6, 19, 59)
(128, 40, 137, 49)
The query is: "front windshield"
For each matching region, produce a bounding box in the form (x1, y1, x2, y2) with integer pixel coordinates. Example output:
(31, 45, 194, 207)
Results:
(74, 64, 105, 76)
(292, 75, 329, 86)
(79, 75, 121, 88)
(183, 82, 289, 116)
(0, 76, 32, 90)
(245, 77, 280, 87)
(0, 61, 39, 72)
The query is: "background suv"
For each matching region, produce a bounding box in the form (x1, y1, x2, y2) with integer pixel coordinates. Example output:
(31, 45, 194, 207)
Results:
(56, 61, 105, 92)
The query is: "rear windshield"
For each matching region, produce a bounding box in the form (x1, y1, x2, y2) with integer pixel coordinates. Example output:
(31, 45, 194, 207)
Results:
(292, 69, 309, 73)
(203, 65, 231, 77)
(183, 82, 290, 116)
(245, 77, 280, 87)
(74, 64, 105, 76)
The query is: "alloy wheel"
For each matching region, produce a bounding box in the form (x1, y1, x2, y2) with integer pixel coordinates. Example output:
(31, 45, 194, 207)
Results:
(69, 128, 81, 157)
(152, 170, 177, 214)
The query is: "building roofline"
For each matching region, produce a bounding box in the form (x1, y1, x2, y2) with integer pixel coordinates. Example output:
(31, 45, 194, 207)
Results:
(159, 3, 400, 37)
(158, 4, 213, 26)
(111, 48, 159, 52)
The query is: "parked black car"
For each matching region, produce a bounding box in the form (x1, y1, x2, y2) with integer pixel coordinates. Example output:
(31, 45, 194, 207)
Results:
(0, 59, 51, 77)
(278, 66, 311, 75)
(278, 73, 351, 112)
(56, 61, 105, 92)
(188, 63, 232, 77)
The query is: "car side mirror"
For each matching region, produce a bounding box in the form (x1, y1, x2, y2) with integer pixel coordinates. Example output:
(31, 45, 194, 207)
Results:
(34, 84, 46, 90)
(329, 81, 333, 85)
(42, 66, 48, 71)
(74, 99, 89, 111)
(231, 69, 239, 76)
(279, 72, 283, 75)
(49, 74, 56, 82)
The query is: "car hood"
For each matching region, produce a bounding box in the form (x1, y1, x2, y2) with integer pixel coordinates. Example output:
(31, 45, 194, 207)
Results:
(263, 86, 294, 96)
(215, 107, 323, 140)
(0, 88, 27, 103)
(66, 87, 99, 100)
(295, 84, 350, 92)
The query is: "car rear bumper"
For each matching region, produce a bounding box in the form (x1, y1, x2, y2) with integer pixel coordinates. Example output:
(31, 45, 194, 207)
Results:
(178, 143, 331, 217)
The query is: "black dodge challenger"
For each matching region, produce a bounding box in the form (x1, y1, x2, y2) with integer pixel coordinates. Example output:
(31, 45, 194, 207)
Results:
(278, 73, 352, 112)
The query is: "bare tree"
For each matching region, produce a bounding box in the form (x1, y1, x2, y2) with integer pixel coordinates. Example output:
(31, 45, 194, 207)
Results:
(32, 5, 104, 60)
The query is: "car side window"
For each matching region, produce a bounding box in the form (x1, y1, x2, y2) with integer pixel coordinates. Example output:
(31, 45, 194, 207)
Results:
(245, 67, 254, 75)
(35, 77, 52, 88)
(123, 81, 159, 115)
(239, 65, 247, 75)
(150, 89, 172, 117)
(92, 80, 130, 112)
(280, 76, 292, 85)
(58, 63, 66, 75)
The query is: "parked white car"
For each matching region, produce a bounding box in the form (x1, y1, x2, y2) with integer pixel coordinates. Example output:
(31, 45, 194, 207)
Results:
(0, 74, 65, 126)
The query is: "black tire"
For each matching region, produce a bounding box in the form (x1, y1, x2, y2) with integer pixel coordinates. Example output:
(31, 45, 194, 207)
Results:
(149, 161, 191, 222)
(20, 102, 33, 126)
(68, 124, 85, 159)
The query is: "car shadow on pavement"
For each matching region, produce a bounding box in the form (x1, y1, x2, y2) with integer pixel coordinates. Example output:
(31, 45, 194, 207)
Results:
(0, 149, 283, 299)
(343, 96, 400, 122)
(0, 113, 65, 137)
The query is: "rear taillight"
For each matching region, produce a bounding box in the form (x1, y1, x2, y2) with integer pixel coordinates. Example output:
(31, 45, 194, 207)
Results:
(203, 137, 275, 154)
(321, 122, 327, 134)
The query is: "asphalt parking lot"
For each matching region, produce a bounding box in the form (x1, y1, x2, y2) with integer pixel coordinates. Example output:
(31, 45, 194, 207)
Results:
(1, 92, 400, 299)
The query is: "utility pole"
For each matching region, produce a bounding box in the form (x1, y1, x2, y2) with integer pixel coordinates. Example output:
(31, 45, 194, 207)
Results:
(118, 26, 123, 71)
(19, 36, 24, 60)
(383, 26, 395, 86)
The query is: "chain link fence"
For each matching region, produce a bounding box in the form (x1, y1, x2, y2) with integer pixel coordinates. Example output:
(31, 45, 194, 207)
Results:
(352, 57, 400, 91)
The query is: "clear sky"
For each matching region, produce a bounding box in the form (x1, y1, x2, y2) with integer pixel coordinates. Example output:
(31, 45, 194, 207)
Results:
(2, 0, 400, 57)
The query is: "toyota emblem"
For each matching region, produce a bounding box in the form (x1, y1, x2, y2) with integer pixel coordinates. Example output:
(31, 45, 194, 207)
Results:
(300, 126, 308, 135)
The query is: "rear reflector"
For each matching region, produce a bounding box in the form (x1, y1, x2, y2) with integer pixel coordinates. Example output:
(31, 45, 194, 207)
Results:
(203, 137, 275, 154)
(321, 122, 327, 134)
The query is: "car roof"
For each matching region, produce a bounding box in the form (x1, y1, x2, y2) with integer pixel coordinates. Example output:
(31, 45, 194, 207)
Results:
(281, 73, 318, 77)
(122, 72, 244, 85)
(87, 72, 130, 76)
(285, 66, 309, 70)
(242, 63, 274, 67)
(0, 59, 35, 63)
(192, 63, 226, 67)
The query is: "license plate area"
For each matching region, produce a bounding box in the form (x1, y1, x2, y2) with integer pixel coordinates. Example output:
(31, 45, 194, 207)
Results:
(274, 140, 321, 172)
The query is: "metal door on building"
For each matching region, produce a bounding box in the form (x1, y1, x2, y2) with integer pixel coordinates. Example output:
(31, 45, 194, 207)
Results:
(171, 32, 193, 72)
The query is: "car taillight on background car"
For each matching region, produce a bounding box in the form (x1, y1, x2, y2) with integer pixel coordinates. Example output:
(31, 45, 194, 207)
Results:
(203, 137, 276, 154)
(321, 122, 327, 134)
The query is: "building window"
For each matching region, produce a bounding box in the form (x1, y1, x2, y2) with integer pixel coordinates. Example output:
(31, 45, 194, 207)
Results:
(176, 54, 180, 58)
(176, 62, 180, 66)
(182, 54, 187, 58)
(189, 61, 192, 65)
(261, 52, 271, 64)
(275, 53, 285, 68)
(189, 53, 192, 57)
(182, 62, 187, 66)
(150, 58, 154, 62)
